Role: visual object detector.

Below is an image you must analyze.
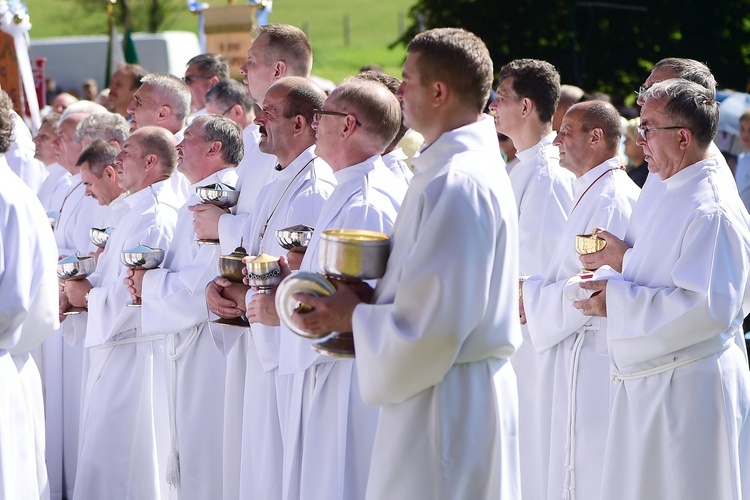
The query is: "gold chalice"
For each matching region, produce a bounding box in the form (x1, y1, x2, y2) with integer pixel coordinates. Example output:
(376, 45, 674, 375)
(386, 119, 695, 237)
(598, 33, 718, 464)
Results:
(213, 239, 253, 328)
(575, 231, 607, 274)
(57, 254, 96, 315)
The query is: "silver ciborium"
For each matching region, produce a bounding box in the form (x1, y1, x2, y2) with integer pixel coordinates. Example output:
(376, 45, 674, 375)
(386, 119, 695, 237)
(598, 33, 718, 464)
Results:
(575, 230, 607, 274)
(120, 244, 165, 306)
(57, 254, 96, 315)
(195, 182, 240, 245)
(276, 272, 337, 338)
(89, 227, 114, 249)
(243, 253, 282, 294)
(275, 224, 315, 251)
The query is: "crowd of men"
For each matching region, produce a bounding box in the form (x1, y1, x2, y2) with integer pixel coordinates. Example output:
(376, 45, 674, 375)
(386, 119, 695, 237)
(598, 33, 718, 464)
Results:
(1, 22, 749, 500)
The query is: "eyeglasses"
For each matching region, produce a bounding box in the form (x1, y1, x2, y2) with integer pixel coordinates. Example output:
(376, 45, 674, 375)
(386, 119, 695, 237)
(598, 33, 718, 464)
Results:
(636, 125, 686, 141)
(220, 104, 236, 116)
(183, 75, 213, 85)
(312, 108, 361, 126)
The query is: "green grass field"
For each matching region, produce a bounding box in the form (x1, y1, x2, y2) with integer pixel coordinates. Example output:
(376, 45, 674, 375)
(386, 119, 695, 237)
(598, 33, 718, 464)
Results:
(26, 0, 413, 83)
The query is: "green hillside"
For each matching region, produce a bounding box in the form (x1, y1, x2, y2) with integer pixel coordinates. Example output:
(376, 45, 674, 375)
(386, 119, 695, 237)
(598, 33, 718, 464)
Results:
(26, 0, 412, 83)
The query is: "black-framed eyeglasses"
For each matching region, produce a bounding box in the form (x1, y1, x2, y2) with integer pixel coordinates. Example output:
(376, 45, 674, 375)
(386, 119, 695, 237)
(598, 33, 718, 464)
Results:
(636, 125, 686, 141)
(220, 104, 236, 116)
(183, 75, 213, 85)
(312, 108, 361, 126)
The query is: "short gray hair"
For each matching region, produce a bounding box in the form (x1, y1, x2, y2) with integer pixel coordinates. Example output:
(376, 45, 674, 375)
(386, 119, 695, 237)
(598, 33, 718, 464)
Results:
(75, 112, 129, 145)
(652, 58, 716, 98)
(192, 114, 245, 166)
(141, 73, 191, 122)
(60, 100, 109, 122)
(641, 78, 718, 149)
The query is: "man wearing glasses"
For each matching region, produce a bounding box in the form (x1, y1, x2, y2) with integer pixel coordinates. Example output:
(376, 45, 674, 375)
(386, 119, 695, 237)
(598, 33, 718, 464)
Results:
(580, 58, 720, 273)
(207, 76, 336, 499)
(574, 79, 750, 499)
(183, 53, 229, 122)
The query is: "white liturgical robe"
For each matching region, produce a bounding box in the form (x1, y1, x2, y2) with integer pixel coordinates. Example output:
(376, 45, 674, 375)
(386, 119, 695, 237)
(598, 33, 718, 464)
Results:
(522, 159, 639, 500)
(223, 146, 335, 500)
(74, 180, 179, 500)
(507, 132, 574, 500)
(278, 155, 405, 500)
(381, 147, 413, 187)
(141, 167, 237, 499)
(0, 157, 58, 500)
(602, 156, 750, 500)
(7, 111, 47, 194)
(351, 117, 522, 500)
(36, 163, 71, 214)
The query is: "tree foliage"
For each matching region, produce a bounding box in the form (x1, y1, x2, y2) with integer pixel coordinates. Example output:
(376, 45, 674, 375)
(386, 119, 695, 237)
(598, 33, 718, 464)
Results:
(395, 0, 750, 107)
(76, 0, 185, 33)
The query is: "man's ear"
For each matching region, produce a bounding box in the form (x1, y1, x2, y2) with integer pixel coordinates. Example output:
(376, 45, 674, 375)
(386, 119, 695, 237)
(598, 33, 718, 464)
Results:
(103, 164, 117, 179)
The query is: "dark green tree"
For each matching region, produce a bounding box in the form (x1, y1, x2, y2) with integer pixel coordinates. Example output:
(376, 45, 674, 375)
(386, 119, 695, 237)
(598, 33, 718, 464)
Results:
(395, 0, 750, 106)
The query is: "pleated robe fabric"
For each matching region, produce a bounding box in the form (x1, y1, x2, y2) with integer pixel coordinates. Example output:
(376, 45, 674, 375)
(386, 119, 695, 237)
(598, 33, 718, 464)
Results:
(603, 156, 750, 500)
(73, 180, 179, 500)
(277, 155, 405, 500)
(506, 132, 574, 500)
(523, 160, 639, 499)
(141, 167, 238, 499)
(351, 117, 522, 499)
(0, 157, 59, 500)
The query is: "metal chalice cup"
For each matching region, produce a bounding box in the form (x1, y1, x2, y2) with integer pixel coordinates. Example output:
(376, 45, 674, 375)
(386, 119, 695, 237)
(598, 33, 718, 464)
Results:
(57, 255, 97, 315)
(120, 244, 165, 306)
(195, 182, 240, 245)
(89, 227, 114, 249)
(275, 224, 315, 250)
(575, 232, 607, 274)
(312, 229, 390, 358)
(276, 272, 337, 339)
(243, 253, 282, 294)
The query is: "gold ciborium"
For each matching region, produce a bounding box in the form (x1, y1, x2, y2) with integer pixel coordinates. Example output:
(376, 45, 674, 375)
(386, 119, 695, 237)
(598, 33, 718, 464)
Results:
(315, 229, 391, 357)
(195, 182, 240, 245)
(57, 254, 97, 315)
(120, 244, 165, 306)
(212, 239, 253, 328)
(575, 231, 607, 274)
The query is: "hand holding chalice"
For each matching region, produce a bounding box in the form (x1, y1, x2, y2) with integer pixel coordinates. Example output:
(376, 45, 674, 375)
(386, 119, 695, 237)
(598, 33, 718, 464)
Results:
(57, 254, 96, 315)
(193, 183, 239, 245)
(120, 244, 165, 306)
(575, 230, 608, 274)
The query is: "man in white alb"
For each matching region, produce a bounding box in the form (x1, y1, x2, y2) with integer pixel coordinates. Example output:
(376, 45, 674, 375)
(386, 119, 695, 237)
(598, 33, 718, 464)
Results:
(125, 115, 242, 499)
(520, 100, 639, 499)
(292, 28, 521, 500)
(0, 89, 59, 500)
(575, 79, 750, 500)
(63, 127, 181, 500)
(207, 76, 336, 499)
(488, 58, 574, 500)
(250, 77, 406, 499)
